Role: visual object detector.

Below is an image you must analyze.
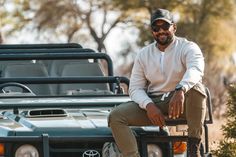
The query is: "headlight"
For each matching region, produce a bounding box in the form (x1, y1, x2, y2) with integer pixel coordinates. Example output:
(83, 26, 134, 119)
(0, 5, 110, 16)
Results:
(0, 143, 4, 156)
(15, 144, 39, 157)
(147, 144, 163, 157)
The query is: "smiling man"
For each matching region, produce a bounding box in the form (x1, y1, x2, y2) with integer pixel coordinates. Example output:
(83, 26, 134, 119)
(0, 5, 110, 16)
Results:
(109, 8, 207, 157)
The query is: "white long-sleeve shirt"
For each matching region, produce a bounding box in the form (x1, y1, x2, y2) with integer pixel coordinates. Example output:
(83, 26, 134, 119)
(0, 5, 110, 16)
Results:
(129, 36, 204, 109)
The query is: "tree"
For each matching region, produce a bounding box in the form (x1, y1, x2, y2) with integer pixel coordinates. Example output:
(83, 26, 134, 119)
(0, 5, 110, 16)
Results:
(213, 84, 236, 156)
(1, 0, 35, 45)
(1, 0, 134, 52)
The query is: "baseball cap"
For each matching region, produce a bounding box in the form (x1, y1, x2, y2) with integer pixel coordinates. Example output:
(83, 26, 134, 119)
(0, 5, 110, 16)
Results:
(151, 9, 174, 26)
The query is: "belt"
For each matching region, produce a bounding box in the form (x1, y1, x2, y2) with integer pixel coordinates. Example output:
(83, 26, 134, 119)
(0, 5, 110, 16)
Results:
(148, 91, 175, 101)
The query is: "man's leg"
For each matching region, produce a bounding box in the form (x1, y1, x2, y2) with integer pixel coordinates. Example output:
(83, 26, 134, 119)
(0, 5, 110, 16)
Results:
(185, 84, 207, 157)
(108, 101, 153, 157)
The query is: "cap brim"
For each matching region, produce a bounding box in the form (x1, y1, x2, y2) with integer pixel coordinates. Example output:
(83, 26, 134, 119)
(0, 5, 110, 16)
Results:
(151, 18, 172, 25)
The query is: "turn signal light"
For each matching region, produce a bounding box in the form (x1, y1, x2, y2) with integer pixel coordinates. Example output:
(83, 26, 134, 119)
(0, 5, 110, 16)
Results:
(0, 143, 5, 156)
(173, 141, 187, 154)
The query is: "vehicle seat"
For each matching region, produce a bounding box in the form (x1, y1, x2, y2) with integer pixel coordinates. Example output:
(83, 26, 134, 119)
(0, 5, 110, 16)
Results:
(1, 63, 53, 95)
(49, 59, 89, 77)
(58, 62, 109, 95)
(0, 61, 33, 77)
(48, 60, 89, 94)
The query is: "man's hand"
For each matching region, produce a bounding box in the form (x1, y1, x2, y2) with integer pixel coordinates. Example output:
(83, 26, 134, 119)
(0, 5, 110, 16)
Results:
(168, 90, 185, 119)
(146, 103, 165, 128)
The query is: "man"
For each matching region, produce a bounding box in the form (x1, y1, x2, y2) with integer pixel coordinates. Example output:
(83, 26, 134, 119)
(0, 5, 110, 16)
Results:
(109, 8, 207, 157)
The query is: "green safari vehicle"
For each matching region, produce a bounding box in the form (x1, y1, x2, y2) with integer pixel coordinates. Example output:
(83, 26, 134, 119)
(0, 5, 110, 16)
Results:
(0, 44, 213, 157)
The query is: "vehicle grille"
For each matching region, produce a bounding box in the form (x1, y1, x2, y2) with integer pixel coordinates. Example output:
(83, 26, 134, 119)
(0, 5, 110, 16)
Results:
(49, 142, 103, 157)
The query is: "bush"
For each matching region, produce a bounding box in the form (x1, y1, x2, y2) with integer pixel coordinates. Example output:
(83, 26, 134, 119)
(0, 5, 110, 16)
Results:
(213, 84, 236, 157)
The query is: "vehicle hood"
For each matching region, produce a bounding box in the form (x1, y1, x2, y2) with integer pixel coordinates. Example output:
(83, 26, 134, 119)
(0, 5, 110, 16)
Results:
(0, 109, 111, 136)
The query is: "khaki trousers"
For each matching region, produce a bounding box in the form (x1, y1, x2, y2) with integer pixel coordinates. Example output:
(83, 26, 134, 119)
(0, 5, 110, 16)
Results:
(108, 83, 207, 157)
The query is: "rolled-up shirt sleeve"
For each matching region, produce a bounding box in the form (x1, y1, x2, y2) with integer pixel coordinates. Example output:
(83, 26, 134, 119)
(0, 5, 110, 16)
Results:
(129, 53, 153, 109)
(179, 43, 204, 92)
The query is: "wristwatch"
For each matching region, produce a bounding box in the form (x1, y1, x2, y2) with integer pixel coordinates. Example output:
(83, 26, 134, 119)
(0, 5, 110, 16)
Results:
(175, 84, 186, 93)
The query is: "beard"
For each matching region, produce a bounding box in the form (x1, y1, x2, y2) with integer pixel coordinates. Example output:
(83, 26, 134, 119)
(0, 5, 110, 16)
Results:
(154, 33, 174, 46)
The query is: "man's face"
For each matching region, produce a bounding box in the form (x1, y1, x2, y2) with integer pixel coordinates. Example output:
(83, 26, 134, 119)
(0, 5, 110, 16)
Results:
(151, 20, 176, 46)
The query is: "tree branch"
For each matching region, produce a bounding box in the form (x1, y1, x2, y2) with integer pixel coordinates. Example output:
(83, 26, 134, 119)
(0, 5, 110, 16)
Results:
(101, 6, 107, 36)
(102, 15, 121, 41)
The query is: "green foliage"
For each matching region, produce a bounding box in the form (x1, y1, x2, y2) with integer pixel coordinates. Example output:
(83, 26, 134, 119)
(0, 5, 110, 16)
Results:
(213, 85, 236, 156)
(222, 85, 236, 138)
(214, 140, 236, 157)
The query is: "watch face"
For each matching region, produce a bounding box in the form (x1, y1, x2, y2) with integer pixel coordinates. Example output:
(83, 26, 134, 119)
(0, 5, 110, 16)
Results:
(175, 84, 185, 92)
(175, 84, 183, 90)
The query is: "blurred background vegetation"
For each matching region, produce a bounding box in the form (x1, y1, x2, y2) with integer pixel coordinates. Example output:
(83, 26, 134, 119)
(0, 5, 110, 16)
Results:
(213, 85, 236, 156)
(0, 0, 236, 154)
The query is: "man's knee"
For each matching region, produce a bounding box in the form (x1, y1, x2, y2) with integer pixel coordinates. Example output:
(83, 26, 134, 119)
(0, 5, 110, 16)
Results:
(108, 107, 124, 127)
(185, 84, 207, 110)
(108, 102, 137, 127)
(187, 83, 207, 99)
